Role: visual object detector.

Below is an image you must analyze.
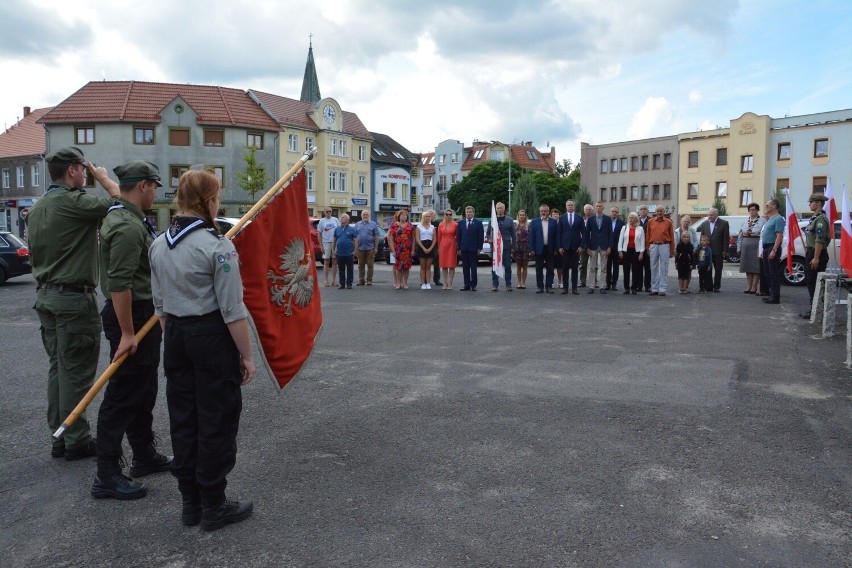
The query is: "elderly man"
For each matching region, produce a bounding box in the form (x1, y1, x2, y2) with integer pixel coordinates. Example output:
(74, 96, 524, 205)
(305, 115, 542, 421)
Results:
(761, 199, 785, 305)
(579, 204, 593, 287)
(354, 210, 380, 286)
(317, 207, 340, 287)
(637, 204, 651, 291)
(584, 202, 613, 294)
(645, 205, 675, 296)
(696, 208, 729, 292)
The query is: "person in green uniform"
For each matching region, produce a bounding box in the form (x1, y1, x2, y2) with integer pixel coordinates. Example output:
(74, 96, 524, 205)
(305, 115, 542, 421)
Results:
(800, 193, 832, 319)
(91, 161, 172, 500)
(27, 146, 120, 460)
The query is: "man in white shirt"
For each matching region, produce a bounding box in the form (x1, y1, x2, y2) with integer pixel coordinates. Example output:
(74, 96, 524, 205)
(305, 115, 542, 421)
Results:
(317, 208, 340, 287)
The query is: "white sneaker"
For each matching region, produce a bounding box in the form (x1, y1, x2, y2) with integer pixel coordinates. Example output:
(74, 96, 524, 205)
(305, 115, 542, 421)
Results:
(426, 284, 432, 289)
(421, 283, 427, 289)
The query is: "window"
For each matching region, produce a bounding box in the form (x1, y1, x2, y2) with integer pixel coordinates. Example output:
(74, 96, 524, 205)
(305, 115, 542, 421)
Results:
(491, 150, 505, 161)
(620, 157, 628, 171)
(600, 188, 607, 202)
(451, 173, 459, 185)
(814, 138, 828, 158)
(31, 164, 40, 187)
(652, 154, 661, 169)
(383, 182, 396, 200)
(631, 186, 638, 200)
(451, 152, 458, 163)
(620, 186, 627, 201)
(339, 140, 347, 157)
(339, 172, 347, 193)
(600, 159, 608, 174)
(329, 139, 338, 156)
(439, 154, 446, 165)
(641, 155, 649, 170)
(304, 136, 314, 153)
(611, 159, 618, 173)
(438, 174, 447, 191)
(328, 171, 337, 192)
(777, 142, 791, 161)
(741, 155, 753, 173)
(610, 187, 618, 201)
(527, 150, 538, 161)
(716, 181, 727, 197)
(16, 166, 24, 188)
(641, 185, 649, 200)
(663, 184, 671, 200)
(359, 175, 366, 195)
(740, 190, 753, 207)
(288, 134, 298, 152)
(652, 184, 660, 200)
(663, 153, 672, 169)
(306, 169, 315, 192)
(813, 176, 827, 194)
(402, 184, 409, 201)
(392, 151, 404, 159)
(716, 148, 727, 166)
(247, 132, 264, 149)
(169, 165, 189, 187)
(374, 148, 387, 157)
(359, 145, 367, 161)
(204, 129, 224, 147)
(425, 176, 433, 187)
(1, 169, 8, 189)
(776, 178, 789, 192)
(631, 156, 639, 171)
(473, 149, 484, 159)
(688, 182, 698, 199)
(169, 128, 190, 146)
(134, 127, 154, 145)
(688, 151, 698, 168)
(75, 127, 94, 144)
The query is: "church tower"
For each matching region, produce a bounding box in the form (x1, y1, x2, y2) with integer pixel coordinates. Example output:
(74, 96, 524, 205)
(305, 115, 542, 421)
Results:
(300, 39, 321, 104)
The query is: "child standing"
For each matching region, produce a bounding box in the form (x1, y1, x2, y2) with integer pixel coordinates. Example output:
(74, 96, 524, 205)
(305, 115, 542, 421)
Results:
(695, 234, 713, 294)
(675, 230, 694, 294)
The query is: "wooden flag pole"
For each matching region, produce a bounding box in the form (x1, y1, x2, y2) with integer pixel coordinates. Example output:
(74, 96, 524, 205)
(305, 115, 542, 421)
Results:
(53, 147, 317, 439)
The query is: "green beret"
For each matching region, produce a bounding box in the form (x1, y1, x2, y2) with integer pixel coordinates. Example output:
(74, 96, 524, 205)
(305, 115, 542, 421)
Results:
(45, 146, 85, 164)
(113, 160, 163, 187)
(808, 193, 827, 204)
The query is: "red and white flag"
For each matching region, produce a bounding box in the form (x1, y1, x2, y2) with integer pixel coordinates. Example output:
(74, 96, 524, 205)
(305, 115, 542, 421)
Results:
(825, 177, 838, 226)
(785, 189, 803, 277)
(232, 169, 322, 391)
(490, 200, 503, 277)
(840, 189, 852, 278)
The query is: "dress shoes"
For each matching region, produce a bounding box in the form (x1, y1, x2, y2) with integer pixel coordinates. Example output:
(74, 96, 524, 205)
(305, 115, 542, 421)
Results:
(91, 474, 147, 500)
(201, 499, 254, 532)
(572, 289, 579, 295)
(65, 439, 97, 461)
(623, 290, 631, 294)
(545, 288, 554, 294)
(762, 298, 780, 304)
(588, 289, 595, 294)
(561, 289, 569, 295)
(460, 287, 471, 291)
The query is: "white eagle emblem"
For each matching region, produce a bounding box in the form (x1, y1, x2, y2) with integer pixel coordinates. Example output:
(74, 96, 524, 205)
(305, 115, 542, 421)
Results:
(267, 239, 314, 316)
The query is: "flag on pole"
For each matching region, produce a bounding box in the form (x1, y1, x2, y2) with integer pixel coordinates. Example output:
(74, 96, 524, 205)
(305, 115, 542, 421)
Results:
(232, 169, 322, 391)
(490, 200, 503, 277)
(825, 177, 838, 226)
(784, 189, 803, 277)
(840, 189, 852, 278)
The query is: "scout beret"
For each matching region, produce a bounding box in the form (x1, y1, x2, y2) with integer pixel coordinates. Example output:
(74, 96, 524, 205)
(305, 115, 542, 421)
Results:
(113, 160, 163, 187)
(45, 146, 85, 164)
(808, 194, 827, 203)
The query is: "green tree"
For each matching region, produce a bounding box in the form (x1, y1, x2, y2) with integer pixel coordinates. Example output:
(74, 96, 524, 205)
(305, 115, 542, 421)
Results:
(712, 194, 728, 216)
(773, 187, 787, 215)
(555, 158, 574, 178)
(573, 185, 593, 210)
(510, 172, 538, 218)
(533, 171, 576, 210)
(447, 160, 516, 215)
(237, 145, 268, 201)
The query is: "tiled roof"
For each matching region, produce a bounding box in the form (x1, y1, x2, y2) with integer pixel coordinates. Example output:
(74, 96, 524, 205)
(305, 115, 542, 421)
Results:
(510, 144, 556, 174)
(250, 90, 371, 139)
(461, 142, 492, 170)
(0, 107, 52, 158)
(370, 132, 417, 166)
(417, 152, 435, 175)
(39, 81, 280, 130)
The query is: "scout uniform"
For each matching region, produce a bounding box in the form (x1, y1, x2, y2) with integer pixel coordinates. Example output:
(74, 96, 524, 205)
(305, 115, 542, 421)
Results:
(802, 193, 831, 314)
(149, 214, 251, 528)
(92, 161, 171, 500)
(27, 147, 113, 459)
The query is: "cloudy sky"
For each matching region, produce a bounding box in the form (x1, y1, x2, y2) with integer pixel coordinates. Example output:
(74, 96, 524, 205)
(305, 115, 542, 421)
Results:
(1, 0, 850, 165)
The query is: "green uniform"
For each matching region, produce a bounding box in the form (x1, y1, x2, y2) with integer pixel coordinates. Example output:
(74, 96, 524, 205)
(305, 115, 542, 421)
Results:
(99, 199, 154, 300)
(804, 210, 831, 303)
(27, 184, 114, 450)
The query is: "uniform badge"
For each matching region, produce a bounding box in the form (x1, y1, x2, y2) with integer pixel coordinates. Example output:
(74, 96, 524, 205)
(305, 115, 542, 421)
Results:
(223, 264, 231, 272)
(217, 255, 226, 263)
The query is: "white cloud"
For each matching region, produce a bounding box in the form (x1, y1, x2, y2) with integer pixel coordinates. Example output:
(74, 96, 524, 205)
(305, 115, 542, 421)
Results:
(627, 97, 676, 140)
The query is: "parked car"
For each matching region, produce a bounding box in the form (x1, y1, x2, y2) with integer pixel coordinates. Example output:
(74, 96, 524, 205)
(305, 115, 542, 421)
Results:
(780, 219, 845, 286)
(0, 231, 32, 284)
(690, 215, 748, 262)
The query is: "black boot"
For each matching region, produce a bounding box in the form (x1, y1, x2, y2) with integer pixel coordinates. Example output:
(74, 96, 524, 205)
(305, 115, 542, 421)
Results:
(92, 474, 147, 500)
(178, 480, 202, 526)
(129, 442, 173, 477)
(201, 495, 253, 532)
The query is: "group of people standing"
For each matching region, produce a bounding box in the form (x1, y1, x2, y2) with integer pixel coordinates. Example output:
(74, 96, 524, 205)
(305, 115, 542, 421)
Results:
(27, 146, 253, 531)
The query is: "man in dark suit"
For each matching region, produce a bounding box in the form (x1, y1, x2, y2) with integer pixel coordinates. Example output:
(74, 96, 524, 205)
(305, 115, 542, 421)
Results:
(638, 204, 651, 291)
(557, 199, 584, 295)
(606, 206, 625, 291)
(529, 203, 558, 293)
(696, 208, 729, 292)
(584, 202, 613, 293)
(456, 205, 484, 291)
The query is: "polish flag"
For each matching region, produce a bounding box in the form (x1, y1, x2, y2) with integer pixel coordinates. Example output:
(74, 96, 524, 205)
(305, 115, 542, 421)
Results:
(491, 200, 503, 277)
(825, 178, 838, 226)
(840, 190, 852, 278)
(785, 190, 803, 277)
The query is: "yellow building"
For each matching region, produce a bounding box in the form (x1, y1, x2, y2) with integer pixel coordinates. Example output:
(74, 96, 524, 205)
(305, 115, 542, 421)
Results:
(678, 112, 771, 219)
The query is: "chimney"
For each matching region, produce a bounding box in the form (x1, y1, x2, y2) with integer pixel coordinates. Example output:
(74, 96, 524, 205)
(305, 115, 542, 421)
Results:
(23, 106, 31, 117)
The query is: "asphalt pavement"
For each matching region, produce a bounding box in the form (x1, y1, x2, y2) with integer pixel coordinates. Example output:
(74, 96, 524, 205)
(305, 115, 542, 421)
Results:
(0, 263, 849, 568)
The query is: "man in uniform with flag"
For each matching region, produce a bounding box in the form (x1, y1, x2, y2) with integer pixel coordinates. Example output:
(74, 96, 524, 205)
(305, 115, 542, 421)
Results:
(800, 194, 832, 319)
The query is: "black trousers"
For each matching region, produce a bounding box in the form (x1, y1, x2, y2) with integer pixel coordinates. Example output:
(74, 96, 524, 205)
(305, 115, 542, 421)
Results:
(622, 249, 641, 291)
(711, 249, 724, 291)
(698, 266, 712, 291)
(337, 254, 354, 287)
(164, 312, 242, 499)
(804, 248, 829, 303)
(762, 245, 781, 301)
(606, 253, 620, 288)
(535, 249, 555, 290)
(461, 250, 478, 289)
(97, 300, 162, 476)
(641, 252, 651, 290)
(562, 249, 580, 290)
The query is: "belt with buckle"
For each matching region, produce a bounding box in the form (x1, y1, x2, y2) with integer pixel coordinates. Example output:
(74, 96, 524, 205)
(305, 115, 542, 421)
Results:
(38, 282, 95, 294)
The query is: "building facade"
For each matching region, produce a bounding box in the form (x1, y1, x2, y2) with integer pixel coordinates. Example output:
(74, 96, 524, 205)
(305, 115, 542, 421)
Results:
(370, 132, 417, 227)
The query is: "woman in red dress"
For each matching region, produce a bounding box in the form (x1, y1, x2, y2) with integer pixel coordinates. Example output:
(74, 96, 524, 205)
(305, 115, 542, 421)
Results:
(387, 209, 414, 289)
(436, 209, 458, 290)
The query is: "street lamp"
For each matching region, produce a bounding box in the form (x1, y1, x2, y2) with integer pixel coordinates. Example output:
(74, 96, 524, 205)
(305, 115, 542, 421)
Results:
(507, 143, 512, 213)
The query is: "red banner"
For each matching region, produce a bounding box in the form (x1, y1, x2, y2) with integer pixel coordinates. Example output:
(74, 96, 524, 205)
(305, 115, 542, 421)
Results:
(232, 170, 322, 390)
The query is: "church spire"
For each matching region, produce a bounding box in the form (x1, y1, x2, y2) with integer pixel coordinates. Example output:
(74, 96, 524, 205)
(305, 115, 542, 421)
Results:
(300, 36, 321, 104)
